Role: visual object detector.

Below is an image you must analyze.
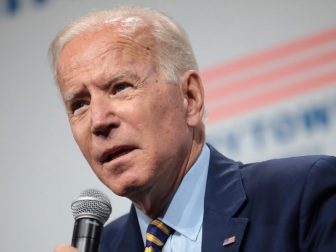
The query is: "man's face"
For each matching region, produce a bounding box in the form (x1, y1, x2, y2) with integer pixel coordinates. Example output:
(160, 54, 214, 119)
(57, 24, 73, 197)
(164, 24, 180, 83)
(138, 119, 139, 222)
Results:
(56, 25, 195, 204)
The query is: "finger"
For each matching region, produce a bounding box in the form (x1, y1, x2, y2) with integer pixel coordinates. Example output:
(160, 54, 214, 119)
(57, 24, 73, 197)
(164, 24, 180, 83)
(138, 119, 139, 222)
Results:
(53, 244, 79, 252)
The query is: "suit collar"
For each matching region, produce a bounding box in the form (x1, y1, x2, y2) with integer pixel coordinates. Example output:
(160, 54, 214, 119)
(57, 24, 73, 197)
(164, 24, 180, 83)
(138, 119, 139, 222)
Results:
(202, 144, 248, 252)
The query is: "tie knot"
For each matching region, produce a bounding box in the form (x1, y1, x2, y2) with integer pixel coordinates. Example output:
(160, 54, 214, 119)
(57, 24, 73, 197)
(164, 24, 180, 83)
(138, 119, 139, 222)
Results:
(145, 219, 174, 252)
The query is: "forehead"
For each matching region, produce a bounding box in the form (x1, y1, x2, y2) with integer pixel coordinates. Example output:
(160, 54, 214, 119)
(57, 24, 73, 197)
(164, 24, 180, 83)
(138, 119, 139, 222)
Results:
(56, 22, 156, 79)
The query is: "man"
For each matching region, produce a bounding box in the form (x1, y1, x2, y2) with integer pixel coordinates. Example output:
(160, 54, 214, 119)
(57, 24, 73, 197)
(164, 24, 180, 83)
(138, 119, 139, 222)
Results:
(51, 5, 336, 252)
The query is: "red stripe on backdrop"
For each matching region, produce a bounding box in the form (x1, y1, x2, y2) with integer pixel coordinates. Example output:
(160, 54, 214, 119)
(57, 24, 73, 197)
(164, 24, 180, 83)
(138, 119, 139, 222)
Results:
(207, 72, 336, 123)
(201, 28, 336, 83)
(205, 50, 336, 102)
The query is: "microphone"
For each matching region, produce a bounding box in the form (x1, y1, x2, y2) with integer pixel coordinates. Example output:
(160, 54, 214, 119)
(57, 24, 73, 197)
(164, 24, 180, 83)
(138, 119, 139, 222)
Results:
(71, 189, 112, 252)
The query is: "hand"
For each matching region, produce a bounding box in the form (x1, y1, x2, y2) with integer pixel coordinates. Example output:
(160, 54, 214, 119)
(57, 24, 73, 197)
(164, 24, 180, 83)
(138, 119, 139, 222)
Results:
(53, 244, 79, 252)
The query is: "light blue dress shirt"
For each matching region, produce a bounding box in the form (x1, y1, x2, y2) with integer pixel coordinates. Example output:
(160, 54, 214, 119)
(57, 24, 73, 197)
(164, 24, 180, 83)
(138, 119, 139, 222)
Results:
(135, 145, 210, 251)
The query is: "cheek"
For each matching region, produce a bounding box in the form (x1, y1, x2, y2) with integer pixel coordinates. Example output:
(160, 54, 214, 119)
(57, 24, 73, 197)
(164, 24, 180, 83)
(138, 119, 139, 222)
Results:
(71, 121, 91, 159)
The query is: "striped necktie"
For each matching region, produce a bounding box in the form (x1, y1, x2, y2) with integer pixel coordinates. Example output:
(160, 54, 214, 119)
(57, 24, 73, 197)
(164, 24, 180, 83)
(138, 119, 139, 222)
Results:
(144, 219, 174, 252)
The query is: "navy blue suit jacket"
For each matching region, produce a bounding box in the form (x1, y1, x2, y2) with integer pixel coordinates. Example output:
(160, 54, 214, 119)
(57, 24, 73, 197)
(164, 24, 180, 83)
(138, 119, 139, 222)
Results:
(100, 145, 336, 251)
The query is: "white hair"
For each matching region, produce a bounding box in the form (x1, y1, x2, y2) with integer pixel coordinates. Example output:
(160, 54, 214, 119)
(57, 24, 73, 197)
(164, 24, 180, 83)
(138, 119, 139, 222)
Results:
(49, 5, 199, 83)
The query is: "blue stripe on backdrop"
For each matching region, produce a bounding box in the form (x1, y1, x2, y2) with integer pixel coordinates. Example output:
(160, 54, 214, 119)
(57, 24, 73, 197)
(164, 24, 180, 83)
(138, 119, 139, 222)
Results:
(5, 0, 48, 14)
(6, 0, 19, 13)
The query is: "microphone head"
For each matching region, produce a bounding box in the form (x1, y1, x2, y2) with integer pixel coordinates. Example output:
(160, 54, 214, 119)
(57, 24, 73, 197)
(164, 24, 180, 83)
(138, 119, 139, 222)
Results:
(71, 189, 112, 224)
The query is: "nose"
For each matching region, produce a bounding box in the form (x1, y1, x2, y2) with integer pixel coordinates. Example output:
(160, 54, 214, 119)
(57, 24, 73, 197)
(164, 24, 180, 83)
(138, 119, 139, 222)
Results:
(90, 96, 120, 137)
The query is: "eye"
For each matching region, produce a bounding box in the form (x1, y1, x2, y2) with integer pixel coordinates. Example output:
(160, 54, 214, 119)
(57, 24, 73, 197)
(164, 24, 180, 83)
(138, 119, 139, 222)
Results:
(70, 100, 89, 114)
(112, 82, 131, 94)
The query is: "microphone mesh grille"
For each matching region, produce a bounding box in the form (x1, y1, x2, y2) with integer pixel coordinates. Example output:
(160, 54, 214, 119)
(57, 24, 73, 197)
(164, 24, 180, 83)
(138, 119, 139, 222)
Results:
(71, 189, 112, 224)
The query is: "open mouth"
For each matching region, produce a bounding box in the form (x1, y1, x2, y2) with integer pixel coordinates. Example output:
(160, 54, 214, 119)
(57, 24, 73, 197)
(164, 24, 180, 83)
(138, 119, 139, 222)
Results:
(100, 146, 136, 164)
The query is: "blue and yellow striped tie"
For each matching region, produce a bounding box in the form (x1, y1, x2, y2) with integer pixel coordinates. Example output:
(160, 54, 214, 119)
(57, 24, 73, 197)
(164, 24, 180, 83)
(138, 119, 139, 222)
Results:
(144, 219, 174, 252)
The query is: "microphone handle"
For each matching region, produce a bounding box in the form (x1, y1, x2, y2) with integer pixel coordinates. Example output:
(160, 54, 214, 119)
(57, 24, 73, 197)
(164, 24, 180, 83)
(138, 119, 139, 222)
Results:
(71, 218, 102, 252)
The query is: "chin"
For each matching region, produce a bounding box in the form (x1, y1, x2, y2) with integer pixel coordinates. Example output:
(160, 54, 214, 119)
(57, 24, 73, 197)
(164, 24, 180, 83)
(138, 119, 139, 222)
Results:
(106, 177, 147, 198)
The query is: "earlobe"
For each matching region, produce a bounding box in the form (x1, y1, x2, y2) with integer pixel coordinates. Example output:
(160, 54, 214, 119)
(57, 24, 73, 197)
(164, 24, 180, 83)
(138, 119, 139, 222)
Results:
(181, 70, 204, 127)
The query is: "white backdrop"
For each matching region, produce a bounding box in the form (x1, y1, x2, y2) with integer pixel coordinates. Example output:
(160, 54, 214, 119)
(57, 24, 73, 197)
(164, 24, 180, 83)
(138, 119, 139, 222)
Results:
(0, 1, 335, 251)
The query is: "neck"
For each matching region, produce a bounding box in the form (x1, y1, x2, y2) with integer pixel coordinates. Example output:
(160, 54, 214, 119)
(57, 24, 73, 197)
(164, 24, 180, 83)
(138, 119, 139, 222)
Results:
(133, 128, 205, 219)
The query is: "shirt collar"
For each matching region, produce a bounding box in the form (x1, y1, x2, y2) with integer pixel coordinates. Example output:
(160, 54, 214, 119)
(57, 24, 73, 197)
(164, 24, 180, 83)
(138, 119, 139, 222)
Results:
(136, 144, 210, 242)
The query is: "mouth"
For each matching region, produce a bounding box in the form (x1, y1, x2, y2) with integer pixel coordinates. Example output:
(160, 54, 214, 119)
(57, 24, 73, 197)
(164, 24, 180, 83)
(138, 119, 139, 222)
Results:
(100, 146, 137, 164)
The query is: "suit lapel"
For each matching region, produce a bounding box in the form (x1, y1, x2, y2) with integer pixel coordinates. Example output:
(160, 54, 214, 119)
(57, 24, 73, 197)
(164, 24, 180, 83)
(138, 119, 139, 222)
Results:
(202, 145, 248, 252)
(113, 145, 248, 252)
(116, 206, 144, 251)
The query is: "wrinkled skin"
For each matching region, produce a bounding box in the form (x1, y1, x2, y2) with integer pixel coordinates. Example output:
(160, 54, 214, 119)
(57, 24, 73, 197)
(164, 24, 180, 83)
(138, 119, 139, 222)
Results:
(56, 23, 205, 218)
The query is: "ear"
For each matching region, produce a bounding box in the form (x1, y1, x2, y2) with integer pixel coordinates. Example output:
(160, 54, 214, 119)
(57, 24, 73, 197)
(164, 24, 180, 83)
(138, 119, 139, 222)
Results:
(180, 70, 205, 127)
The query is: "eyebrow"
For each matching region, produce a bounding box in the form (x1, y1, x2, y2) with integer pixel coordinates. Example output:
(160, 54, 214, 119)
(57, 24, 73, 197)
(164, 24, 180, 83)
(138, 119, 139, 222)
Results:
(105, 71, 139, 86)
(65, 93, 75, 102)
(64, 88, 85, 103)
(64, 71, 139, 102)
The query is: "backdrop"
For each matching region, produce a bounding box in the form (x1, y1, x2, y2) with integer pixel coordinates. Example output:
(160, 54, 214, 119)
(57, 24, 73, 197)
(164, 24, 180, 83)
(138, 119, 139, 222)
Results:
(0, 1, 335, 251)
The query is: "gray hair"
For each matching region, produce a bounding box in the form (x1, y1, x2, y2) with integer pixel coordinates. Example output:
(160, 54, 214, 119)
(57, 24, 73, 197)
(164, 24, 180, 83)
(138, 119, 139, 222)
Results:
(49, 5, 199, 83)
